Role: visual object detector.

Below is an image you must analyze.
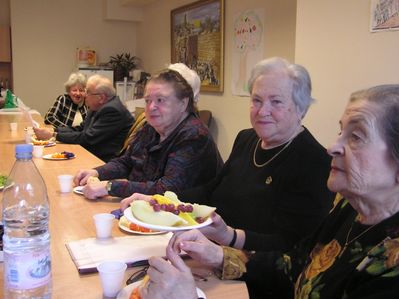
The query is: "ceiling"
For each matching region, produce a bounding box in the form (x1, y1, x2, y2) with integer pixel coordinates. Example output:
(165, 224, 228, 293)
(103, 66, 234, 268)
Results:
(121, 0, 158, 7)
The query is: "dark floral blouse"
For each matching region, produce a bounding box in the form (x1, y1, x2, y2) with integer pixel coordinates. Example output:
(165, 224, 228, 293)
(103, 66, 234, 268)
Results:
(95, 113, 223, 198)
(239, 195, 399, 298)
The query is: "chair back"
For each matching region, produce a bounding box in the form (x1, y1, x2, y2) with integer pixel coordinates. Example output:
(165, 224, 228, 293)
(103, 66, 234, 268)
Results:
(198, 110, 212, 127)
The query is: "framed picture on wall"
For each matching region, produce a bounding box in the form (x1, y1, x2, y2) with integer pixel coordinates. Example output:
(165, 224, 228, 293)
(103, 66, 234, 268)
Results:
(171, 0, 224, 92)
(370, 0, 399, 32)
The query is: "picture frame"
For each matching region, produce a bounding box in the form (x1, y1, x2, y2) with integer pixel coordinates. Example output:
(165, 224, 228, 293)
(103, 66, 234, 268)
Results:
(171, 0, 224, 93)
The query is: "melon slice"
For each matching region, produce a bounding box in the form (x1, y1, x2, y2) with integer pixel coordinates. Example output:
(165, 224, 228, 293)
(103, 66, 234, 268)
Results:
(131, 200, 187, 226)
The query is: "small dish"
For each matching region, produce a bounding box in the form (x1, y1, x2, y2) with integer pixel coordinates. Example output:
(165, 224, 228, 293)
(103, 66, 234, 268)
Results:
(42, 153, 75, 160)
(73, 186, 84, 195)
(118, 216, 165, 235)
(116, 280, 206, 299)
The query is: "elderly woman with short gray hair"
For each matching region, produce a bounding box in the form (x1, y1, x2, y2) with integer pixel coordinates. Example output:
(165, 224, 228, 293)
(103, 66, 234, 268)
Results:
(147, 84, 399, 299)
(122, 58, 334, 294)
(44, 72, 88, 128)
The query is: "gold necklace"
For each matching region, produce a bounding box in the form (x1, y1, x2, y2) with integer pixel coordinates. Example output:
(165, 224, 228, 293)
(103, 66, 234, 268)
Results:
(253, 138, 293, 168)
(338, 221, 378, 258)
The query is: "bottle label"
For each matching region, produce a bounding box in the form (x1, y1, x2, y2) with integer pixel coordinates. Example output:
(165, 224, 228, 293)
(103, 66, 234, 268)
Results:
(5, 248, 51, 289)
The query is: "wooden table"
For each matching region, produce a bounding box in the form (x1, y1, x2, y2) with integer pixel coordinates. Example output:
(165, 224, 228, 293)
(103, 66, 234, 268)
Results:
(0, 114, 249, 299)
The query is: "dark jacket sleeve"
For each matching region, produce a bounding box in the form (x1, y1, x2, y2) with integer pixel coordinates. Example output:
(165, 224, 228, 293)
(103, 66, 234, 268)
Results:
(56, 105, 124, 146)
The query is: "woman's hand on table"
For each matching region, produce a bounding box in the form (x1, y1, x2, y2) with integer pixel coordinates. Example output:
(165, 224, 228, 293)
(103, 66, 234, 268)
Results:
(82, 180, 108, 199)
(169, 229, 224, 269)
(141, 247, 197, 299)
(120, 193, 153, 211)
(73, 169, 99, 186)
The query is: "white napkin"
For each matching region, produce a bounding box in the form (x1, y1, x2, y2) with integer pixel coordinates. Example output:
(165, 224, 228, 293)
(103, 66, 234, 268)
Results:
(66, 234, 172, 274)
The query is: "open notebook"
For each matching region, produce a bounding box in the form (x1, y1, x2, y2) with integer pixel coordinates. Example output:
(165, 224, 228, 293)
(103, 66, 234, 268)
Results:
(66, 234, 172, 274)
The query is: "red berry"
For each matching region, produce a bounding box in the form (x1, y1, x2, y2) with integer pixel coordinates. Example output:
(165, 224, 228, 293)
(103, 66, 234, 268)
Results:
(152, 203, 161, 212)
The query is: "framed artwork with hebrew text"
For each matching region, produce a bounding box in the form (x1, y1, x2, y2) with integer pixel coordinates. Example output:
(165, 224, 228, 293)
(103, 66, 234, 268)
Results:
(171, 0, 224, 92)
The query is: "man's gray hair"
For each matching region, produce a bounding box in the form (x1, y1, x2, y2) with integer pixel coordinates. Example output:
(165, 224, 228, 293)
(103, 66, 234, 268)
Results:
(87, 75, 116, 99)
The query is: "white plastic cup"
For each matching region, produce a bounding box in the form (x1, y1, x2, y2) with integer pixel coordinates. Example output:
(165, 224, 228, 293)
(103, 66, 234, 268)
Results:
(9, 122, 17, 131)
(57, 174, 74, 193)
(93, 213, 115, 239)
(97, 261, 127, 298)
(32, 145, 44, 158)
(25, 127, 33, 144)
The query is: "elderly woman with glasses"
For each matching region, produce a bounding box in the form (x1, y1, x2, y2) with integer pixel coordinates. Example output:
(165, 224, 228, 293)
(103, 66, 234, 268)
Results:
(74, 63, 223, 200)
(44, 72, 88, 128)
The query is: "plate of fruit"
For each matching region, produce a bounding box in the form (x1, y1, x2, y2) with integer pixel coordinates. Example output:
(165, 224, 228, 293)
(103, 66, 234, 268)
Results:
(43, 151, 75, 160)
(123, 192, 215, 232)
(118, 216, 165, 235)
(31, 136, 56, 147)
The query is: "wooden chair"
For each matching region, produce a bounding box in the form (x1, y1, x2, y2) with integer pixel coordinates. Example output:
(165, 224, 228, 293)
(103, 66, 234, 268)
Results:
(198, 110, 212, 127)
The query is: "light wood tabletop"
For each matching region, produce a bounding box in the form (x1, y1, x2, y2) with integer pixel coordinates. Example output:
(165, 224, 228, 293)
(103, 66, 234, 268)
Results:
(0, 113, 249, 299)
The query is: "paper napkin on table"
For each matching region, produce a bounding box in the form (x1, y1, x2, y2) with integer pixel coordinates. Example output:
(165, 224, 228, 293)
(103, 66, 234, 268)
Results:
(66, 234, 172, 274)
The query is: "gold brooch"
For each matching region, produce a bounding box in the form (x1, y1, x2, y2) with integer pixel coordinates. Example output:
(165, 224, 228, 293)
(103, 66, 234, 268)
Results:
(265, 176, 272, 184)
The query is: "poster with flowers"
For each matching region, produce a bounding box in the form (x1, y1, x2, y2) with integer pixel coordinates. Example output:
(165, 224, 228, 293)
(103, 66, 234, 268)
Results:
(231, 9, 264, 96)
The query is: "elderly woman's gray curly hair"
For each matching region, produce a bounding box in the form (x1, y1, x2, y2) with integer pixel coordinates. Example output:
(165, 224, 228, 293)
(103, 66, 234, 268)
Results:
(64, 72, 87, 93)
(247, 57, 314, 119)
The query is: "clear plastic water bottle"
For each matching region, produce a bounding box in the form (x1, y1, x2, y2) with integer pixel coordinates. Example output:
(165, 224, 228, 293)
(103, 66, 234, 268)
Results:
(2, 144, 51, 298)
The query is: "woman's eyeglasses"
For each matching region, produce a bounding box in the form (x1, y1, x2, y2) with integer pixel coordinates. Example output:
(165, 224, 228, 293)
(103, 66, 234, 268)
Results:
(126, 265, 211, 286)
(126, 266, 149, 285)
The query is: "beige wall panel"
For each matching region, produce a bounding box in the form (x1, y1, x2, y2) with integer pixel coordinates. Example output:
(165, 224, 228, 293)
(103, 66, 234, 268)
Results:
(296, 0, 399, 149)
(138, 0, 296, 159)
(10, 0, 138, 117)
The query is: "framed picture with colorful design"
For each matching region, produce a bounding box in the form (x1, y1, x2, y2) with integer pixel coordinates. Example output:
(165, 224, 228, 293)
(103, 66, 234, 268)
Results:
(171, 0, 224, 92)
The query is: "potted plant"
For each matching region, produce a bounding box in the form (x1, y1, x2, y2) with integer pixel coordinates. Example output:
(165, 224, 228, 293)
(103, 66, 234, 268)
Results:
(108, 53, 140, 82)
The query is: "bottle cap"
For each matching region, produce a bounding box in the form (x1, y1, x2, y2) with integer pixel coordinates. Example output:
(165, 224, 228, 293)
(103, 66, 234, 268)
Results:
(15, 144, 33, 159)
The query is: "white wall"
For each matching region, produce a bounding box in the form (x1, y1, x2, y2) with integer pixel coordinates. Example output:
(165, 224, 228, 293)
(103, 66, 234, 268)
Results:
(9, 0, 297, 160)
(138, 0, 296, 160)
(10, 0, 139, 116)
(296, 0, 399, 148)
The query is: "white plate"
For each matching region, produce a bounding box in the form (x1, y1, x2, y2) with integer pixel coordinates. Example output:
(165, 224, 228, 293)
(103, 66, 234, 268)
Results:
(31, 141, 56, 147)
(123, 208, 213, 232)
(118, 216, 165, 235)
(42, 154, 75, 160)
(73, 186, 84, 195)
(117, 281, 206, 299)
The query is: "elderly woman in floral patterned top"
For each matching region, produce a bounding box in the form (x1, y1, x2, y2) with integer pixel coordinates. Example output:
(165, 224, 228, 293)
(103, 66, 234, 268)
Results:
(74, 63, 222, 199)
(138, 84, 399, 299)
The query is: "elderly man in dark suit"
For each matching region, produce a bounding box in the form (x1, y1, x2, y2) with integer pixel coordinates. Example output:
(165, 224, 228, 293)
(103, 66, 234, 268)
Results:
(34, 75, 134, 162)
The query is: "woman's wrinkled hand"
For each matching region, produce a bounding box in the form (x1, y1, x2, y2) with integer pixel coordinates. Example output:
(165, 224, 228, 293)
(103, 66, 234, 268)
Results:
(73, 169, 98, 186)
(140, 247, 197, 299)
(168, 229, 224, 269)
(82, 180, 108, 200)
(120, 193, 153, 211)
(199, 212, 236, 246)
